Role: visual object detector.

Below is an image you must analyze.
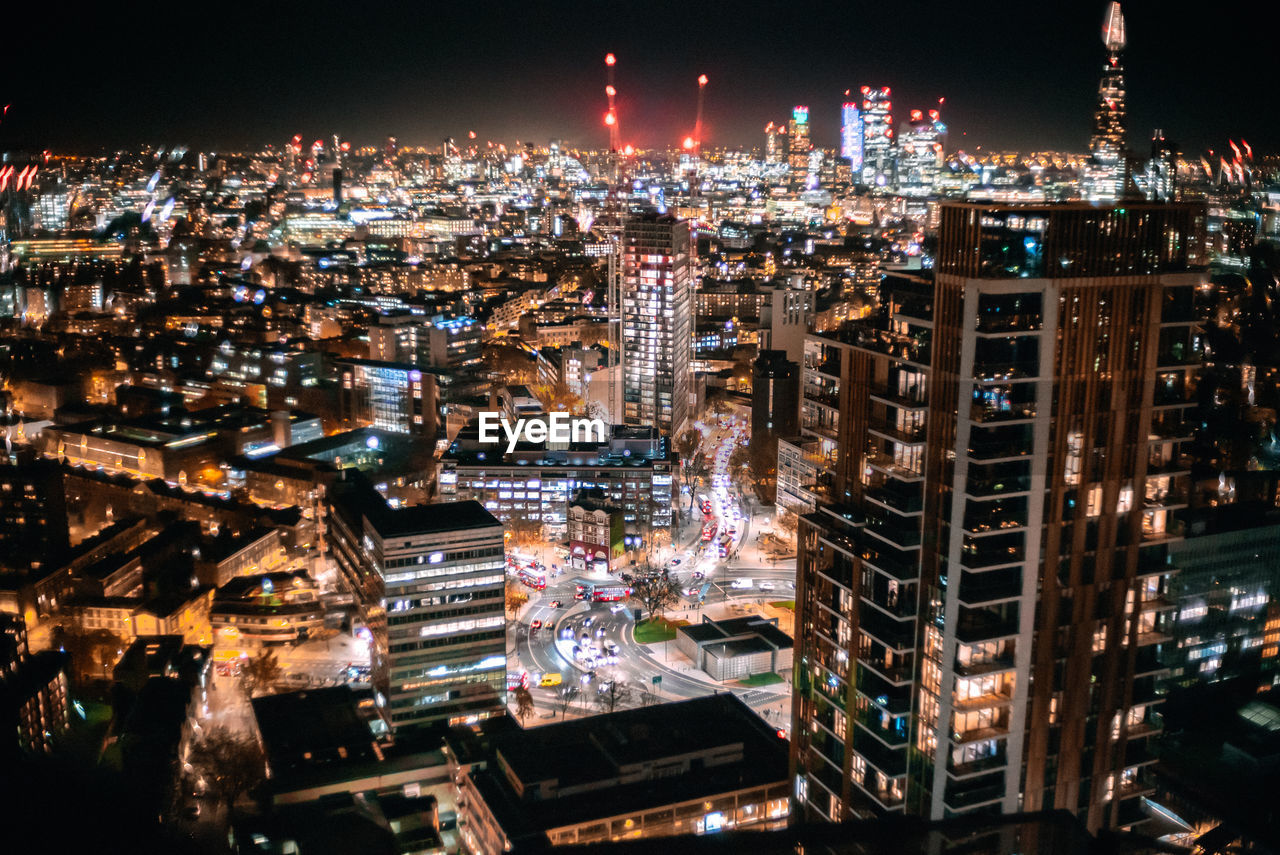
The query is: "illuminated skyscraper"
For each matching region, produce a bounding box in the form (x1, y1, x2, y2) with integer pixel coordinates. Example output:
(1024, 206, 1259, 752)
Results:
(789, 106, 811, 188)
(1083, 2, 1129, 201)
(841, 102, 864, 174)
(860, 87, 894, 187)
(898, 108, 946, 197)
(622, 212, 692, 438)
(791, 201, 1206, 832)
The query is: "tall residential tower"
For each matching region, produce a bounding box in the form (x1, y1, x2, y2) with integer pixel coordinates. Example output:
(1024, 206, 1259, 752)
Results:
(621, 213, 693, 438)
(791, 201, 1206, 834)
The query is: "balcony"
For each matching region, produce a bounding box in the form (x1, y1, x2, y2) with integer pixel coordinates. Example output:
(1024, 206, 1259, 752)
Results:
(868, 420, 927, 445)
(973, 361, 1039, 382)
(952, 689, 1014, 712)
(950, 723, 1010, 746)
(975, 312, 1042, 334)
(1147, 455, 1193, 476)
(970, 403, 1037, 424)
(869, 385, 928, 410)
(946, 751, 1009, 780)
(859, 609, 917, 653)
(954, 654, 1016, 678)
(859, 655, 915, 686)
(944, 780, 1006, 809)
(968, 440, 1033, 462)
(865, 484, 924, 514)
(803, 385, 841, 411)
(960, 546, 1025, 570)
(964, 474, 1032, 497)
(861, 550, 922, 582)
(1141, 518, 1186, 543)
(867, 453, 924, 482)
(957, 570, 1022, 606)
(864, 515, 922, 549)
(955, 613, 1020, 644)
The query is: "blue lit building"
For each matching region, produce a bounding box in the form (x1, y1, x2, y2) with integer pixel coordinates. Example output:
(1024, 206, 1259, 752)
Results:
(841, 102, 863, 173)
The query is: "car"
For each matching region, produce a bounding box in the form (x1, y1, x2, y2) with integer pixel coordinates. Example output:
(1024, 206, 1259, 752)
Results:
(550, 599, 562, 608)
(540, 672, 563, 687)
(692, 571, 705, 580)
(730, 578, 753, 589)
(582, 616, 594, 628)
(684, 586, 700, 597)
(670, 558, 682, 566)
(604, 641, 620, 655)
(759, 581, 776, 591)
(595, 626, 606, 637)
(609, 603, 628, 614)
(531, 620, 543, 630)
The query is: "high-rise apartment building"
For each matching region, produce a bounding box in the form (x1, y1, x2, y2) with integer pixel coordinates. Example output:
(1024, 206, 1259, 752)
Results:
(329, 481, 506, 730)
(1083, 2, 1129, 201)
(791, 201, 1207, 834)
(621, 213, 692, 438)
(860, 87, 894, 188)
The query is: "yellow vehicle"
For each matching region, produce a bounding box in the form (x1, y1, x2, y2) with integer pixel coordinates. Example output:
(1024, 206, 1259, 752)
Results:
(539, 672, 563, 687)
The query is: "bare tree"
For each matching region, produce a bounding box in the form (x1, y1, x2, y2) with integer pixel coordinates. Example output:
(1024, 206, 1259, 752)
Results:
(629, 574, 679, 623)
(188, 728, 265, 815)
(240, 649, 283, 697)
(555, 685, 580, 719)
(507, 516, 542, 546)
(593, 679, 632, 714)
(513, 686, 536, 726)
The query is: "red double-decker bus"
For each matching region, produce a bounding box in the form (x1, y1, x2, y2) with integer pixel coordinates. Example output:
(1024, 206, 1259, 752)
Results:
(572, 578, 631, 603)
(701, 520, 718, 542)
(517, 567, 547, 590)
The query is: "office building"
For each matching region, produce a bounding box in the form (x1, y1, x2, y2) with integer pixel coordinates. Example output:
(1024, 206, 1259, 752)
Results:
(898, 109, 946, 197)
(788, 106, 812, 189)
(860, 87, 894, 188)
(1083, 2, 1129, 201)
(791, 201, 1207, 832)
(329, 482, 506, 730)
(369, 313, 482, 371)
(439, 424, 676, 542)
(337, 358, 438, 437)
(621, 213, 692, 438)
(841, 101, 864, 174)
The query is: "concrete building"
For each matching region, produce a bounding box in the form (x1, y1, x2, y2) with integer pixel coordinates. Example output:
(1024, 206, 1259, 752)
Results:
(329, 481, 506, 730)
(622, 213, 692, 438)
(676, 615, 794, 682)
(456, 694, 790, 852)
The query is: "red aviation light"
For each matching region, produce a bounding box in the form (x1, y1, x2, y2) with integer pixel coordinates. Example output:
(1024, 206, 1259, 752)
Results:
(605, 53, 616, 66)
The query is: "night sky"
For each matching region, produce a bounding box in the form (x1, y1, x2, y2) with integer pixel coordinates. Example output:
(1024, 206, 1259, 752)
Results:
(2, 0, 1275, 157)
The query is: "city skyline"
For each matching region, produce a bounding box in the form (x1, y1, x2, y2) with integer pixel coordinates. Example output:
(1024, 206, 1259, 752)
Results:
(1, 0, 1276, 155)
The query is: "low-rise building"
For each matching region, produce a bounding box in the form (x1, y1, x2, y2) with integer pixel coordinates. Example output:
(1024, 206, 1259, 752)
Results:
(456, 693, 790, 852)
(676, 615, 794, 682)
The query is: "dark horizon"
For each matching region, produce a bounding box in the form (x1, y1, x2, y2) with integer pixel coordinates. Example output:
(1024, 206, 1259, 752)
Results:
(1, 0, 1275, 158)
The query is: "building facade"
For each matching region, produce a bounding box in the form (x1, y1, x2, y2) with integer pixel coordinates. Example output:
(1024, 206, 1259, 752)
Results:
(791, 201, 1207, 833)
(621, 214, 692, 438)
(329, 483, 506, 730)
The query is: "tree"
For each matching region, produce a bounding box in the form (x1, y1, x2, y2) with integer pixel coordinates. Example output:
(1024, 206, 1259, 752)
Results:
(187, 728, 265, 815)
(507, 516, 542, 547)
(555, 685, 580, 719)
(240, 649, 283, 697)
(534, 378, 581, 413)
(505, 582, 529, 619)
(593, 679, 632, 714)
(51, 623, 124, 684)
(674, 427, 704, 512)
(636, 684, 660, 707)
(512, 686, 536, 725)
(629, 574, 679, 623)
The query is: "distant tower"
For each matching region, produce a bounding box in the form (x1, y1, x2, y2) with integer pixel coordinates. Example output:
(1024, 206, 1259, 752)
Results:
(859, 86, 894, 188)
(788, 107, 811, 189)
(1084, 2, 1129, 201)
(841, 101, 863, 174)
